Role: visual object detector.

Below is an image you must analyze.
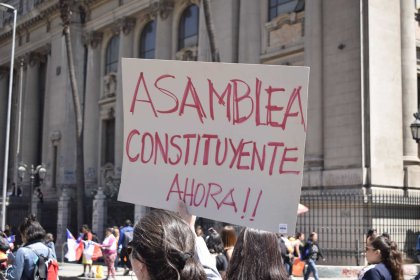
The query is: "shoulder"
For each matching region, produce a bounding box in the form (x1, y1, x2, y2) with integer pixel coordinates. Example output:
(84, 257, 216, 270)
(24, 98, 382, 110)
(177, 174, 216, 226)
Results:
(362, 266, 382, 280)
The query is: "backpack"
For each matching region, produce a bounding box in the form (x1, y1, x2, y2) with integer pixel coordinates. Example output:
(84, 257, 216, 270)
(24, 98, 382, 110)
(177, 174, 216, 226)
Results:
(122, 230, 133, 248)
(28, 246, 59, 280)
(300, 243, 311, 260)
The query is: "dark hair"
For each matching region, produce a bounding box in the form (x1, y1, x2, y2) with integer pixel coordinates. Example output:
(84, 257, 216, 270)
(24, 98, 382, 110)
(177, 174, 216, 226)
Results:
(19, 214, 46, 243)
(124, 219, 132, 227)
(295, 232, 304, 239)
(381, 232, 390, 240)
(131, 209, 206, 280)
(309, 232, 317, 239)
(206, 228, 224, 254)
(226, 228, 289, 280)
(80, 224, 90, 232)
(370, 236, 403, 280)
(221, 225, 237, 248)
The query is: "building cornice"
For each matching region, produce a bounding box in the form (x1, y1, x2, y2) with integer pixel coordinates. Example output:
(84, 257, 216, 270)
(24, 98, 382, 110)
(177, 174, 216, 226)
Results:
(0, 1, 60, 41)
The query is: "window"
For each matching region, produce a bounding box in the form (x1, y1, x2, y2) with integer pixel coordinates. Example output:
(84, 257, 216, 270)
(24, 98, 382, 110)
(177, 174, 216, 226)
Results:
(178, 5, 199, 50)
(268, 0, 299, 21)
(105, 35, 119, 74)
(139, 21, 156, 59)
(102, 118, 115, 165)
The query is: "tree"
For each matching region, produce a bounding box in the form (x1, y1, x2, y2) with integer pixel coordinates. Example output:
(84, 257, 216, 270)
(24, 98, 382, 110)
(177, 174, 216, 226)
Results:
(59, 0, 85, 229)
(202, 0, 220, 62)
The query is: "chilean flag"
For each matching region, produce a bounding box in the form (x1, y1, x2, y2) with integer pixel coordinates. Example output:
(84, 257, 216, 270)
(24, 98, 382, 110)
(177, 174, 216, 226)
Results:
(65, 229, 83, 261)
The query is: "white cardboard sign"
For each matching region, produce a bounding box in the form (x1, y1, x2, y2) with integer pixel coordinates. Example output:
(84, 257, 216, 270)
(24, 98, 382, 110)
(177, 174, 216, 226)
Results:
(118, 58, 309, 233)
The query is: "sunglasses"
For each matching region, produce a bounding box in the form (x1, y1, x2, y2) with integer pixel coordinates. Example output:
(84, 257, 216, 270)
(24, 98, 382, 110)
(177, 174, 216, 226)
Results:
(365, 246, 377, 252)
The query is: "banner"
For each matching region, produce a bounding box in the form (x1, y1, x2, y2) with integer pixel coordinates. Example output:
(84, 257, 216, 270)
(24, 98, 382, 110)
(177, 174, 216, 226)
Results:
(119, 59, 309, 233)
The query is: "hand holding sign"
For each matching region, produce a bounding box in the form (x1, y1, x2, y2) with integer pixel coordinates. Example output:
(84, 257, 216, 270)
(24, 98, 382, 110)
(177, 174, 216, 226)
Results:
(119, 59, 309, 233)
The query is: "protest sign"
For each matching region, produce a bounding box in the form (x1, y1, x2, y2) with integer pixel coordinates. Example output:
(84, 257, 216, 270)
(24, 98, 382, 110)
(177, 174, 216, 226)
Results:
(118, 58, 309, 233)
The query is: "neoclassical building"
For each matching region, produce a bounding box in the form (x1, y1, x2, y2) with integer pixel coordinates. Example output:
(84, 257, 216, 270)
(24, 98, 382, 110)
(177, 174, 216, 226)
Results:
(0, 0, 419, 263)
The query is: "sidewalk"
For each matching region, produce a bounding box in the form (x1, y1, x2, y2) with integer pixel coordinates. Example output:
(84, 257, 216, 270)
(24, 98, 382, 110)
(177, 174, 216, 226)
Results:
(58, 262, 420, 280)
(58, 262, 132, 280)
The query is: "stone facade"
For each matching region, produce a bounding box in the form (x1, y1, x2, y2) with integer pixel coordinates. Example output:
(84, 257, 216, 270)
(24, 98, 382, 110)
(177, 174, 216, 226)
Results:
(0, 0, 419, 262)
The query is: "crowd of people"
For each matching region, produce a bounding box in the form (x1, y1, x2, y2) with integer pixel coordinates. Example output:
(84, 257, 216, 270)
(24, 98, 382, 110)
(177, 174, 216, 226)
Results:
(0, 203, 415, 280)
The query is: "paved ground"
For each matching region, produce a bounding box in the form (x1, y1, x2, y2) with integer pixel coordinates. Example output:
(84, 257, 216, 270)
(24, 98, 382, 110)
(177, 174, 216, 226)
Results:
(58, 262, 420, 280)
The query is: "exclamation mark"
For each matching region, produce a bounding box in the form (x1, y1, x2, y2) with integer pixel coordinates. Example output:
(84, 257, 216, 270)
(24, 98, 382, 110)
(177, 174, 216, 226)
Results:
(249, 190, 263, 221)
(241, 188, 251, 219)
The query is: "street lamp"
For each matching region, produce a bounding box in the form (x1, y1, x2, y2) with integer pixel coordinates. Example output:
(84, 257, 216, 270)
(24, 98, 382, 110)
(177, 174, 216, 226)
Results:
(410, 112, 420, 143)
(18, 164, 47, 212)
(0, 2, 17, 231)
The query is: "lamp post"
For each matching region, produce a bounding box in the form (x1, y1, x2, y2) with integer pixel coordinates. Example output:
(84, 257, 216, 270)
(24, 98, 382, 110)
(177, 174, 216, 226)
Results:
(18, 164, 47, 213)
(410, 112, 420, 143)
(0, 2, 17, 231)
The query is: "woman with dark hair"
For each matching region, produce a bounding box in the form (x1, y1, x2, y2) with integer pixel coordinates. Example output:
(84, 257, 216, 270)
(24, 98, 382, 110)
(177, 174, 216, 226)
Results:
(6, 214, 55, 279)
(225, 228, 289, 280)
(79, 224, 93, 277)
(361, 236, 404, 280)
(129, 203, 220, 280)
(206, 228, 228, 277)
(221, 226, 237, 261)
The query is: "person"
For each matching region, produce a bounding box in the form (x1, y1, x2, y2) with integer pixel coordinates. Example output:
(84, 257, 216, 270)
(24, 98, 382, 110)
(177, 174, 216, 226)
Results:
(119, 219, 134, 276)
(205, 228, 228, 277)
(280, 235, 293, 277)
(225, 227, 288, 280)
(6, 214, 55, 279)
(303, 232, 325, 280)
(359, 229, 382, 279)
(221, 225, 237, 261)
(101, 228, 117, 280)
(44, 233, 56, 258)
(78, 224, 93, 277)
(196, 225, 204, 238)
(294, 232, 305, 260)
(112, 226, 120, 271)
(416, 233, 420, 263)
(129, 202, 220, 280)
(361, 236, 403, 280)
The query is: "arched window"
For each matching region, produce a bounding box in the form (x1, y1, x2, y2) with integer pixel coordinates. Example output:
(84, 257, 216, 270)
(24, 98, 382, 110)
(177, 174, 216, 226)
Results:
(105, 35, 119, 74)
(178, 5, 199, 50)
(139, 21, 156, 59)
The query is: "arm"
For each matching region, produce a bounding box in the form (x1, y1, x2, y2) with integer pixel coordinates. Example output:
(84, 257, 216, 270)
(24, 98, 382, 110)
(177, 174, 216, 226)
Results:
(177, 200, 221, 280)
(118, 228, 125, 247)
(6, 249, 25, 280)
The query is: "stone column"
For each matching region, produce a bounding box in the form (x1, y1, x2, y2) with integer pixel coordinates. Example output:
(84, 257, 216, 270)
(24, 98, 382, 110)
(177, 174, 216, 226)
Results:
(115, 18, 136, 174)
(83, 32, 103, 188)
(303, 0, 323, 186)
(92, 187, 107, 241)
(401, 0, 420, 187)
(238, 0, 261, 63)
(21, 53, 44, 183)
(56, 188, 71, 259)
(154, 1, 174, 59)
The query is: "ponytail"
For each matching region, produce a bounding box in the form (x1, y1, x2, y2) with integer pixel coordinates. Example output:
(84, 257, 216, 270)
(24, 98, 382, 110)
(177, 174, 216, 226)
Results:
(371, 237, 404, 280)
(180, 256, 207, 280)
(386, 241, 403, 280)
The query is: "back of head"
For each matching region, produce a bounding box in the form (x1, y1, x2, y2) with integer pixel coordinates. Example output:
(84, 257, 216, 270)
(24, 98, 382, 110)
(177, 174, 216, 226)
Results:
(19, 214, 46, 243)
(132, 209, 206, 280)
(226, 228, 289, 280)
(221, 225, 237, 248)
(206, 228, 224, 254)
(124, 219, 132, 227)
(371, 236, 403, 280)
